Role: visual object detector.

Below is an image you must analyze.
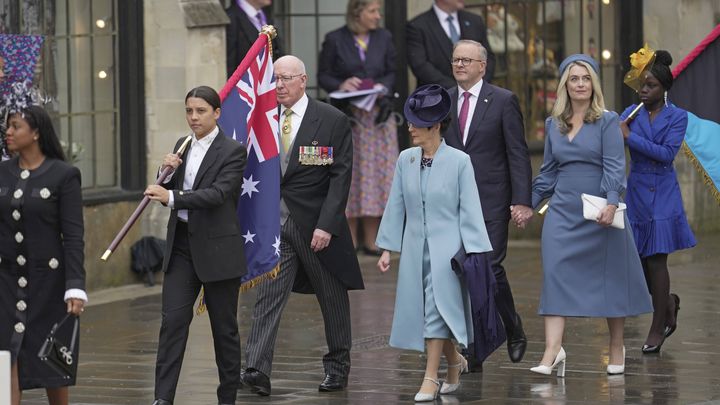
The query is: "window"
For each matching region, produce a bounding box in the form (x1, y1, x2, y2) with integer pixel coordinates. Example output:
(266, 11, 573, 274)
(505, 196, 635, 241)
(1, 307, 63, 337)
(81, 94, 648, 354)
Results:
(466, 0, 619, 141)
(274, 0, 351, 99)
(53, 0, 119, 189)
(0, 0, 145, 200)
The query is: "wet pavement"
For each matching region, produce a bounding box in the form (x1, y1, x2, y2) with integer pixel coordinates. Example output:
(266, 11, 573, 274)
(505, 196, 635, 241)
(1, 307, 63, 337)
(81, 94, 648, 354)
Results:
(22, 232, 720, 404)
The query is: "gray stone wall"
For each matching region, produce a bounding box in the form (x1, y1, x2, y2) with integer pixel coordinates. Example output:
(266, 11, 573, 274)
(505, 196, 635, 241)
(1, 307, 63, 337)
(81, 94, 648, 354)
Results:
(83, 202, 145, 291)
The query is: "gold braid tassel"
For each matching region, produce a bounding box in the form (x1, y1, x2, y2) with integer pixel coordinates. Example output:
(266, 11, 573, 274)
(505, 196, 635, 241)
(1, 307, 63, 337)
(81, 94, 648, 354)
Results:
(240, 265, 280, 293)
(195, 287, 207, 315)
(682, 141, 720, 205)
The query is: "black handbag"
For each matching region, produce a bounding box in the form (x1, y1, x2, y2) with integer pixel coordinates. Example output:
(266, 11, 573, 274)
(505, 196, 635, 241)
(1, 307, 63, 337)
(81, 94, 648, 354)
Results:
(37, 313, 79, 379)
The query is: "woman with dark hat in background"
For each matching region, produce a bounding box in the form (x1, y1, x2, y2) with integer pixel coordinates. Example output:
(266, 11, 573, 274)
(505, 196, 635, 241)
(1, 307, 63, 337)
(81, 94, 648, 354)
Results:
(619, 49, 696, 354)
(376, 84, 492, 401)
(530, 54, 652, 377)
(0, 105, 86, 405)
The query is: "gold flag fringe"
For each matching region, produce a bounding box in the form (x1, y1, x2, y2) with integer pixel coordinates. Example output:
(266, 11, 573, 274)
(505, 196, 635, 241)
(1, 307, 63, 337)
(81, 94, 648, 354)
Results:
(195, 265, 281, 316)
(240, 265, 280, 292)
(195, 287, 207, 315)
(682, 141, 720, 205)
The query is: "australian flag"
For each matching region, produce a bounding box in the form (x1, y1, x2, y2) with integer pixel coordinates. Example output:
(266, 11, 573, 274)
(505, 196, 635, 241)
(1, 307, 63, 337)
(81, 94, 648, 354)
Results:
(217, 42, 281, 289)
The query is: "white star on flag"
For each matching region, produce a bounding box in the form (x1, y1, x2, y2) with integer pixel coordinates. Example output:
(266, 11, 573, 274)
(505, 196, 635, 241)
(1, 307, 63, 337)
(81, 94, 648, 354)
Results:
(241, 175, 260, 198)
(272, 235, 281, 256)
(242, 230, 256, 244)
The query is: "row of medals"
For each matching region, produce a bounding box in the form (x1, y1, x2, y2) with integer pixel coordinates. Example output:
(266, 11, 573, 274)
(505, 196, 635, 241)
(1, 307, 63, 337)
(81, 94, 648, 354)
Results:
(299, 146, 334, 166)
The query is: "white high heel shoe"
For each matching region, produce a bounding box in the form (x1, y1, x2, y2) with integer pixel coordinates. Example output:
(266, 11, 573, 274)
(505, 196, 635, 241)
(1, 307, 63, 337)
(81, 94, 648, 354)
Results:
(414, 377, 440, 402)
(530, 347, 567, 377)
(439, 355, 468, 394)
(607, 346, 626, 375)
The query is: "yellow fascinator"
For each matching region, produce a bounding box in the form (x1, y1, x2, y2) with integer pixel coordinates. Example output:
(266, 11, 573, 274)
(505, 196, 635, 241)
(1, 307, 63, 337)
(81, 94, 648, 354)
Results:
(623, 44, 656, 92)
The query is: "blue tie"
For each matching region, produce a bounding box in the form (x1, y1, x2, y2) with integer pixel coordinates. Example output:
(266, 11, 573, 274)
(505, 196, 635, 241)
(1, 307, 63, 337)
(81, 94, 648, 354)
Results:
(447, 15, 460, 44)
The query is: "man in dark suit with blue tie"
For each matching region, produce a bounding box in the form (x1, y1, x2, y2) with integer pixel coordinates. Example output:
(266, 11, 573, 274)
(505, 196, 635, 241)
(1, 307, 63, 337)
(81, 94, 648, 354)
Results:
(407, 0, 495, 88)
(444, 39, 533, 370)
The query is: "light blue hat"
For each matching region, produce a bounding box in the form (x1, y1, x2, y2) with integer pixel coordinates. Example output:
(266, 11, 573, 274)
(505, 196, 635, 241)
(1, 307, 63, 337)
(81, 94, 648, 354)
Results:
(559, 54, 599, 75)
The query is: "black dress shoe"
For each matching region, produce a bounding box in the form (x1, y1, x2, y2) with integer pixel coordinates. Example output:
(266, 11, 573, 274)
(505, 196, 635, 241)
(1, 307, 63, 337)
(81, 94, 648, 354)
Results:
(507, 315, 527, 363)
(240, 368, 271, 396)
(318, 374, 347, 392)
(663, 293, 681, 338)
(152, 400, 172, 405)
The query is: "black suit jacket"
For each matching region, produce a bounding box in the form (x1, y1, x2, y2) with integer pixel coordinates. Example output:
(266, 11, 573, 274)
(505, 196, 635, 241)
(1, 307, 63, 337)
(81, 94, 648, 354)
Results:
(225, 2, 282, 77)
(161, 131, 248, 283)
(407, 8, 496, 88)
(282, 97, 363, 293)
(444, 83, 531, 220)
(317, 26, 396, 92)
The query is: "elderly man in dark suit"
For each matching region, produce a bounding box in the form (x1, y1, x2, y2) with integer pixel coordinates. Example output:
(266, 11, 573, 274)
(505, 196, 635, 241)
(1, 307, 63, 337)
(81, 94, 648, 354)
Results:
(144, 86, 248, 405)
(225, 0, 282, 77)
(443, 39, 533, 370)
(240, 55, 363, 396)
(407, 0, 495, 88)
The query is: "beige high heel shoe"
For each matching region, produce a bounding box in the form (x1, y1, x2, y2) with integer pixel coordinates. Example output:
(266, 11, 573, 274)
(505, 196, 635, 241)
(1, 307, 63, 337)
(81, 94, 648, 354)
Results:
(530, 347, 567, 377)
(440, 355, 468, 394)
(414, 377, 440, 402)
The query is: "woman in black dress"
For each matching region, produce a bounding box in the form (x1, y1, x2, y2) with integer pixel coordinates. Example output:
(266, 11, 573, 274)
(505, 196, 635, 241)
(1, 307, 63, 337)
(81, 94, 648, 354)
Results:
(0, 105, 85, 405)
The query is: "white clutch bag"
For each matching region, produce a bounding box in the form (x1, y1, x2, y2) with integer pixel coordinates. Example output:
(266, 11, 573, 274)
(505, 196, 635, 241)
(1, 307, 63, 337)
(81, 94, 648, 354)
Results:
(581, 193, 626, 229)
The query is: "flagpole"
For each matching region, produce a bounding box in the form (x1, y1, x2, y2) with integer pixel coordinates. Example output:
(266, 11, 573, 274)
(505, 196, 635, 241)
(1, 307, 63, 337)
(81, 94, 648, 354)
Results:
(100, 135, 192, 261)
(219, 25, 277, 102)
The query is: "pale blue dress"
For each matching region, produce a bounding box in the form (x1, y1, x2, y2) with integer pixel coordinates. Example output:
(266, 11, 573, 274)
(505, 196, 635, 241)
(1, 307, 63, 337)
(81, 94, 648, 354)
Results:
(531, 112, 653, 317)
(376, 141, 493, 352)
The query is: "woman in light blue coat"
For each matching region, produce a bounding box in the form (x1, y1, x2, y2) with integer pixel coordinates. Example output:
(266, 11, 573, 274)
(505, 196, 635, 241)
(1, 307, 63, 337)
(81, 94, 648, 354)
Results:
(376, 84, 492, 402)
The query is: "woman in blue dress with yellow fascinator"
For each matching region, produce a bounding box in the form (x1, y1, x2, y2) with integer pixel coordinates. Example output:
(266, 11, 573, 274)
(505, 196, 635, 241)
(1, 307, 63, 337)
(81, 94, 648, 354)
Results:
(376, 84, 492, 401)
(619, 48, 696, 354)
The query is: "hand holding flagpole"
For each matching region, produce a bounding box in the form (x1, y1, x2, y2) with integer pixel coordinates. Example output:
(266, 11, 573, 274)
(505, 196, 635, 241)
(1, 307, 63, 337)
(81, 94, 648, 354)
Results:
(100, 135, 192, 261)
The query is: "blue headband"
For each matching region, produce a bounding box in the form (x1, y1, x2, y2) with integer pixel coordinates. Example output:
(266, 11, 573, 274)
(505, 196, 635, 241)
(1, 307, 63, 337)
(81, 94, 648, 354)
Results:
(558, 54, 600, 75)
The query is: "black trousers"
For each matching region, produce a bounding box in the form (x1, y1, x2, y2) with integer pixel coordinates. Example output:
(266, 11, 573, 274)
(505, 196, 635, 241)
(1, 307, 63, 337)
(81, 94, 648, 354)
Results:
(485, 218, 520, 332)
(154, 222, 242, 403)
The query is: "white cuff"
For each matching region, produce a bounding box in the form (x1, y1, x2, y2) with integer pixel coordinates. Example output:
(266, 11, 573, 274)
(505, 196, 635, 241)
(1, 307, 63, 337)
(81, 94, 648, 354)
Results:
(168, 190, 175, 209)
(64, 289, 88, 303)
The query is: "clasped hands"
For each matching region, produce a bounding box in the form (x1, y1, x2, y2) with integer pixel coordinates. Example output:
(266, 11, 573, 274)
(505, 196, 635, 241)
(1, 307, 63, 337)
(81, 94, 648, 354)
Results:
(510, 205, 534, 229)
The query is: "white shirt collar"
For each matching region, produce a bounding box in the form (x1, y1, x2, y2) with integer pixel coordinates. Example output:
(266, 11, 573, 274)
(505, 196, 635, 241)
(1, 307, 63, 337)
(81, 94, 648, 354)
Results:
(458, 79, 484, 99)
(238, 0, 261, 19)
(280, 93, 309, 119)
(433, 3, 458, 23)
(193, 125, 219, 148)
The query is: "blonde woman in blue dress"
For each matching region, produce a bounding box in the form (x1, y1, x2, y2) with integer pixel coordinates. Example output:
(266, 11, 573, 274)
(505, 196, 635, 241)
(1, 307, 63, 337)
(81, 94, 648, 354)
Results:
(376, 84, 492, 401)
(530, 54, 652, 377)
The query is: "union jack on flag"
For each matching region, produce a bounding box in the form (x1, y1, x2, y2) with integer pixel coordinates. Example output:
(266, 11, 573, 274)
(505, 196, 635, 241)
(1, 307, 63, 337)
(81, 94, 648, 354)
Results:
(217, 42, 281, 289)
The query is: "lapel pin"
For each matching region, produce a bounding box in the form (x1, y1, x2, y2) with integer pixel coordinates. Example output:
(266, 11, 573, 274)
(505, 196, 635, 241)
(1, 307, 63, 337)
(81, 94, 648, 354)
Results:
(311, 140, 318, 145)
(484, 98, 489, 103)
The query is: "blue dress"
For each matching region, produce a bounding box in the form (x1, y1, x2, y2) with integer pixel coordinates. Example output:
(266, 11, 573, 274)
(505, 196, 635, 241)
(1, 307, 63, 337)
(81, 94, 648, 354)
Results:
(619, 104, 696, 258)
(376, 141, 493, 352)
(532, 112, 653, 317)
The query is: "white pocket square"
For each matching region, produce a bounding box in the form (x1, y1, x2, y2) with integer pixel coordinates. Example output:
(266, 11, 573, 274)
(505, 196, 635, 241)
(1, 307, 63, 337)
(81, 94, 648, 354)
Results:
(581, 193, 626, 229)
